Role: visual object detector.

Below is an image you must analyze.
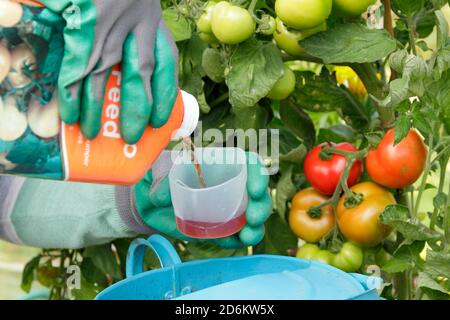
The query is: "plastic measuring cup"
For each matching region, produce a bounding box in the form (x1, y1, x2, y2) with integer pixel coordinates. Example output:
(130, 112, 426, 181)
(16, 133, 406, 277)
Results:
(169, 147, 248, 239)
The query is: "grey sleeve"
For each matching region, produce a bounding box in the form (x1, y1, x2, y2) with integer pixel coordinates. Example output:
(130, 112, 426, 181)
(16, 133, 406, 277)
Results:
(115, 185, 155, 235)
(0, 176, 26, 244)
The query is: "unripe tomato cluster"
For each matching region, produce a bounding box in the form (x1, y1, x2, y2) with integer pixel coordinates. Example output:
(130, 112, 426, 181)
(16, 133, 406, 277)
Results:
(290, 129, 428, 272)
(196, 1, 256, 45)
(273, 0, 376, 57)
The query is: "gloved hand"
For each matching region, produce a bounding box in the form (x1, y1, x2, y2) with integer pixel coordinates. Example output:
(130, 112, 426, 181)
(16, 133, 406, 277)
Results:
(135, 151, 273, 249)
(0, 151, 271, 249)
(39, 0, 178, 144)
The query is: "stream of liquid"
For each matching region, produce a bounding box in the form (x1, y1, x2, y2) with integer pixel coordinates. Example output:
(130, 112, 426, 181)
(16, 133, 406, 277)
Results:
(182, 137, 207, 188)
(178, 139, 247, 238)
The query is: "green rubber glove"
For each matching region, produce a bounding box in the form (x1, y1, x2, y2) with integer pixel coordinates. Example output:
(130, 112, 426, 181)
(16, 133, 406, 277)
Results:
(39, 0, 178, 144)
(135, 152, 273, 249)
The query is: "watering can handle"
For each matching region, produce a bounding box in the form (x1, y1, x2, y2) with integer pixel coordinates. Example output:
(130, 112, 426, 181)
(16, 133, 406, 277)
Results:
(126, 235, 182, 278)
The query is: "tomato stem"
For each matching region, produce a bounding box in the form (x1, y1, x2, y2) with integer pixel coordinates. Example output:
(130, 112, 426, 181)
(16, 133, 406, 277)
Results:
(431, 156, 448, 231)
(350, 63, 395, 129)
(307, 147, 367, 215)
(412, 134, 433, 222)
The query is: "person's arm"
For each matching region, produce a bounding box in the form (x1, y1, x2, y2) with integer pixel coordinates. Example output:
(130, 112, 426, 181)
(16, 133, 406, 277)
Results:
(0, 176, 153, 248)
(0, 151, 272, 249)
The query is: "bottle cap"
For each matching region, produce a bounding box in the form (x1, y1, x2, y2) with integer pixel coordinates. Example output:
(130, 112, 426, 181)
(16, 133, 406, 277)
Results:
(171, 91, 200, 141)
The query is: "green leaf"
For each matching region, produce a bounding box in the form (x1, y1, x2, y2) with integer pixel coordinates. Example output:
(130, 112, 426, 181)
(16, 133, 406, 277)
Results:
(416, 272, 449, 294)
(280, 144, 307, 163)
(381, 205, 443, 242)
(382, 241, 425, 273)
(162, 8, 192, 42)
(301, 23, 397, 64)
(381, 258, 413, 273)
(318, 125, 356, 144)
(278, 128, 307, 163)
(184, 242, 246, 260)
(433, 192, 448, 210)
(394, 115, 412, 145)
(435, 10, 450, 50)
(83, 244, 122, 280)
(275, 164, 297, 220)
(264, 214, 298, 255)
(202, 48, 226, 83)
(289, 71, 370, 130)
(280, 100, 316, 149)
(392, 0, 425, 16)
(71, 276, 103, 300)
(179, 35, 209, 113)
(21, 255, 41, 293)
(226, 39, 284, 108)
(79, 258, 108, 287)
(424, 251, 450, 279)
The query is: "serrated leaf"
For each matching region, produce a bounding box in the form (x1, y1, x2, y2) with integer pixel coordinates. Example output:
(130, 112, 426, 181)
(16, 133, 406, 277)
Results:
(162, 8, 192, 42)
(416, 272, 448, 294)
(202, 48, 225, 83)
(424, 251, 450, 279)
(227, 39, 284, 108)
(433, 192, 448, 209)
(394, 116, 412, 145)
(381, 205, 443, 242)
(301, 23, 397, 64)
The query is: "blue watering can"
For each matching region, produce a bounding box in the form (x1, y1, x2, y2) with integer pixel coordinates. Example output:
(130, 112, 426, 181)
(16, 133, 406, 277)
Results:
(96, 235, 383, 300)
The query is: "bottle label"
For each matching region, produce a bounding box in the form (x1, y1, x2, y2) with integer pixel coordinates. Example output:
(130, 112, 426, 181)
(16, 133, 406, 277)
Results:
(61, 65, 184, 185)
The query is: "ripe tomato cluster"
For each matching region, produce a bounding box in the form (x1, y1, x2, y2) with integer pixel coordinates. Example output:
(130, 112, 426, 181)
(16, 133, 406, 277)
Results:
(290, 128, 428, 272)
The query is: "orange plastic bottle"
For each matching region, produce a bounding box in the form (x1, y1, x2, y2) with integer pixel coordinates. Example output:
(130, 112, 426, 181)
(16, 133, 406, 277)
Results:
(61, 65, 199, 184)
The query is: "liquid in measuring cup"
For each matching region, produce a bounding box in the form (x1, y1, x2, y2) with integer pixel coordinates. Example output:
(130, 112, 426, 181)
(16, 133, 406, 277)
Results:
(169, 147, 248, 239)
(176, 212, 247, 239)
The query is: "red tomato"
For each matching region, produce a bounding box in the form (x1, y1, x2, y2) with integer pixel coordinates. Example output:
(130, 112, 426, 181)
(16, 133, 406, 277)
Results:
(304, 142, 362, 195)
(366, 129, 428, 189)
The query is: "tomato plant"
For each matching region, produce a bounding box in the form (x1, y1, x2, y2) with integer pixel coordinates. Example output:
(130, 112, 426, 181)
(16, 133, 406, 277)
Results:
(21, 0, 450, 301)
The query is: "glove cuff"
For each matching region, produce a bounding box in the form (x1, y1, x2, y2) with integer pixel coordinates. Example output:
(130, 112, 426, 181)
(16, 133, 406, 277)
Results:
(115, 186, 156, 235)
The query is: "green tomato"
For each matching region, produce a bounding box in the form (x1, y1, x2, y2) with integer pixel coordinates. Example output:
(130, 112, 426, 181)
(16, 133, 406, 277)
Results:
(311, 250, 335, 265)
(273, 17, 326, 56)
(196, 1, 217, 34)
(332, 242, 363, 272)
(332, 0, 376, 17)
(199, 32, 219, 44)
(296, 243, 320, 260)
(267, 65, 296, 100)
(259, 15, 276, 36)
(211, 1, 256, 45)
(375, 248, 392, 267)
(275, 0, 332, 30)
